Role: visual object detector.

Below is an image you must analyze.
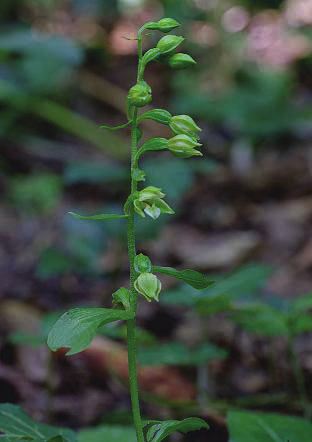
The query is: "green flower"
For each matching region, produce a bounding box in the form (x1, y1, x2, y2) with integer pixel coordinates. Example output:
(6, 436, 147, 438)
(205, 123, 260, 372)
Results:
(133, 186, 174, 219)
(169, 115, 201, 138)
(134, 273, 161, 302)
(167, 134, 202, 158)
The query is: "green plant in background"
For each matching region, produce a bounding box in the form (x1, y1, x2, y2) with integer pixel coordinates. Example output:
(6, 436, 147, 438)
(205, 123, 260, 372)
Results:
(46, 18, 210, 442)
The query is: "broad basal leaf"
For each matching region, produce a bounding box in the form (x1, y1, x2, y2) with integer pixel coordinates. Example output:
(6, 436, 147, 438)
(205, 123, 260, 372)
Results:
(69, 212, 128, 221)
(228, 410, 312, 442)
(47, 308, 134, 355)
(144, 417, 208, 442)
(152, 266, 213, 290)
(0, 404, 75, 442)
(78, 425, 135, 442)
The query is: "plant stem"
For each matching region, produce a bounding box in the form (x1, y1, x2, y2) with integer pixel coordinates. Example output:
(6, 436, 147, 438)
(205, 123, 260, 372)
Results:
(287, 334, 311, 419)
(126, 37, 144, 437)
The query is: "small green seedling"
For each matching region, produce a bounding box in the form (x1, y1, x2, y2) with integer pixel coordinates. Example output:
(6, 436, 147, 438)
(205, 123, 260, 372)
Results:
(46, 18, 210, 442)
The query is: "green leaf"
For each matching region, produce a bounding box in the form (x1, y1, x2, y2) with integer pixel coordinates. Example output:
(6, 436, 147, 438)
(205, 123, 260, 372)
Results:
(138, 109, 172, 125)
(228, 410, 312, 442)
(47, 308, 135, 355)
(207, 264, 273, 299)
(152, 266, 213, 290)
(230, 304, 289, 337)
(144, 417, 208, 442)
(291, 292, 312, 314)
(69, 212, 128, 221)
(196, 293, 232, 316)
(137, 342, 227, 366)
(78, 425, 135, 442)
(9, 332, 45, 348)
(100, 120, 132, 130)
(142, 48, 161, 65)
(134, 137, 168, 162)
(0, 404, 76, 442)
(290, 314, 312, 335)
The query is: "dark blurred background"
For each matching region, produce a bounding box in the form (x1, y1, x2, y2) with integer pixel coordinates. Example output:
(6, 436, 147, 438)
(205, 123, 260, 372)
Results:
(1, 0, 312, 440)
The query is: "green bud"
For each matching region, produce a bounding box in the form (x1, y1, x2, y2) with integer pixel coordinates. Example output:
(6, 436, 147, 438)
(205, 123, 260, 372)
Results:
(145, 18, 181, 33)
(127, 81, 152, 107)
(139, 186, 165, 202)
(112, 287, 131, 311)
(135, 253, 152, 273)
(170, 115, 201, 138)
(168, 134, 202, 158)
(168, 53, 196, 69)
(134, 273, 161, 302)
(157, 35, 184, 55)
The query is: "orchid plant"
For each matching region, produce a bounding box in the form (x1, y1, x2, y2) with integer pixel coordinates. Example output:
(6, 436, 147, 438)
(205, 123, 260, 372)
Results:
(46, 18, 211, 442)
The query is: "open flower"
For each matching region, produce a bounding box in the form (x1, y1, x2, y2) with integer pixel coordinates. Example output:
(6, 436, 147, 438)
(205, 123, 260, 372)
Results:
(133, 186, 174, 220)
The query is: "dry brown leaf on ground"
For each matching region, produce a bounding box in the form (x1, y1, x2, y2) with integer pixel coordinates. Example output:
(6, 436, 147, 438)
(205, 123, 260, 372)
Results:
(84, 337, 196, 403)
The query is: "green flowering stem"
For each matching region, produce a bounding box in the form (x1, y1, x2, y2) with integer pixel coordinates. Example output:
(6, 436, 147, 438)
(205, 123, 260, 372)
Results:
(126, 32, 145, 442)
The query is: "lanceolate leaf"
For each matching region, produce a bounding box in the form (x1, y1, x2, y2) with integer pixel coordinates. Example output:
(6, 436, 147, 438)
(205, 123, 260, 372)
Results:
(152, 266, 213, 290)
(100, 120, 132, 130)
(228, 410, 312, 442)
(69, 212, 128, 221)
(47, 308, 134, 355)
(0, 404, 76, 442)
(142, 48, 161, 66)
(143, 418, 208, 442)
(134, 137, 168, 162)
(138, 109, 172, 125)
